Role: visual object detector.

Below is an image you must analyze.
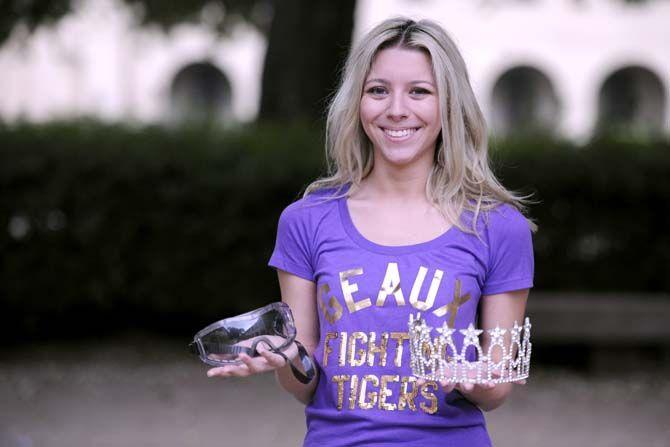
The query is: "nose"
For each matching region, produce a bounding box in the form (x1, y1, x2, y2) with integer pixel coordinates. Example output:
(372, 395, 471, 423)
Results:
(386, 92, 408, 120)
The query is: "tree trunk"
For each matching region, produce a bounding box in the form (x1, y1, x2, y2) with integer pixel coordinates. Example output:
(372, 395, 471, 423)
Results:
(259, 0, 356, 123)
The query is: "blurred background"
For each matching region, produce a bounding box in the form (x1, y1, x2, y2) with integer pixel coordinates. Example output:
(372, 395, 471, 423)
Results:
(1, 0, 669, 446)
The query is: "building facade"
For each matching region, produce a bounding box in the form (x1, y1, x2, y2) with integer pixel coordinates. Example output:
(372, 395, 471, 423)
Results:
(0, 0, 668, 140)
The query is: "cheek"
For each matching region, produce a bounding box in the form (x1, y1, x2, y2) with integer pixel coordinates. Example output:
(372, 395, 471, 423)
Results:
(417, 101, 440, 126)
(359, 98, 382, 125)
(418, 103, 442, 144)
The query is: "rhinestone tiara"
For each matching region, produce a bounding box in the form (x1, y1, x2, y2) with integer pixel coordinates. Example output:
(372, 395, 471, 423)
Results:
(408, 312, 532, 384)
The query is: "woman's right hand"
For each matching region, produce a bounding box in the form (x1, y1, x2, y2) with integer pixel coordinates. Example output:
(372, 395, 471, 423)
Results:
(206, 339, 299, 378)
(213, 271, 319, 404)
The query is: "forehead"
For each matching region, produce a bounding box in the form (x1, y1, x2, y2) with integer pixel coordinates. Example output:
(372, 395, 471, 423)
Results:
(366, 47, 434, 82)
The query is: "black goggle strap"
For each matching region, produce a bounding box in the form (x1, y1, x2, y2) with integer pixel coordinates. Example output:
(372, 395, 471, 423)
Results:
(251, 337, 316, 385)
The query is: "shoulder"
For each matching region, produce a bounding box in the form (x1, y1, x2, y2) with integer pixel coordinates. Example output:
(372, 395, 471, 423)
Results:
(460, 203, 533, 255)
(481, 203, 534, 259)
(277, 187, 342, 227)
(484, 203, 530, 232)
(487, 203, 530, 224)
(478, 203, 535, 291)
(460, 202, 530, 236)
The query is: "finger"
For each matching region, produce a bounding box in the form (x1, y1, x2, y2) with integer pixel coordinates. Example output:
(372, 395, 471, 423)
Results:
(227, 363, 253, 377)
(460, 382, 474, 393)
(207, 366, 227, 378)
(238, 353, 265, 374)
(515, 378, 527, 386)
(257, 345, 287, 368)
(240, 351, 284, 374)
(479, 380, 496, 390)
(439, 380, 455, 393)
(207, 364, 250, 378)
(416, 378, 426, 387)
(207, 365, 239, 377)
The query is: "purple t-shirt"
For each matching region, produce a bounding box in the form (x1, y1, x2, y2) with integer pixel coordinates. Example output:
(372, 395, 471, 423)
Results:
(268, 188, 534, 447)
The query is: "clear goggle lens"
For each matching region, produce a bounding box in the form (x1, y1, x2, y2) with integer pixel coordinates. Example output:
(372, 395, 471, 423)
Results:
(191, 302, 296, 366)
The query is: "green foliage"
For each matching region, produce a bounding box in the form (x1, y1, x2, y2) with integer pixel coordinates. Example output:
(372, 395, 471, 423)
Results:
(0, 0, 271, 47)
(0, 121, 323, 341)
(1, 121, 668, 342)
(126, 0, 272, 34)
(493, 135, 670, 293)
(0, 0, 71, 43)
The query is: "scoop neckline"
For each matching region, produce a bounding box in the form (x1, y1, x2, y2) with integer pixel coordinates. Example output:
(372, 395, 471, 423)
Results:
(337, 193, 458, 255)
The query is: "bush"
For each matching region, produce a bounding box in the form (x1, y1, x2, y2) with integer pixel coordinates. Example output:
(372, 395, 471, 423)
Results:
(494, 135, 670, 293)
(1, 121, 668, 342)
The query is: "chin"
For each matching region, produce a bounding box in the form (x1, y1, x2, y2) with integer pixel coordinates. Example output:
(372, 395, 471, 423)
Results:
(378, 149, 424, 167)
(375, 142, 432, 166)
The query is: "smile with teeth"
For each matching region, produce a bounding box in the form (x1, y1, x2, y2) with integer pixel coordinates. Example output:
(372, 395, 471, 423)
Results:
(383, 127, 419, 138)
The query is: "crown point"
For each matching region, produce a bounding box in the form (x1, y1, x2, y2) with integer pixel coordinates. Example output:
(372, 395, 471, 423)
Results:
(436, 321, 455, 337)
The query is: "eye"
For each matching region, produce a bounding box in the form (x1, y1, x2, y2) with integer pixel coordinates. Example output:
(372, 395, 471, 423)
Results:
(365, 85, 388, 96)
(410, 87, 432, 96)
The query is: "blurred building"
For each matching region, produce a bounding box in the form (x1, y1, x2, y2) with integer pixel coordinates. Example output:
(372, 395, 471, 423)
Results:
(0, 0, 265, 125)
(0, 0, 668, 140)
(358, 0, 670, 140)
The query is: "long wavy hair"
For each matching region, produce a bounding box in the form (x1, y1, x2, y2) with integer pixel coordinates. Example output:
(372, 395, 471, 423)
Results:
(305, 17, 536, 233)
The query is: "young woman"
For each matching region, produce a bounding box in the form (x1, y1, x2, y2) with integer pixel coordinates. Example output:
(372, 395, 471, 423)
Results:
(208, 17, 535, 447)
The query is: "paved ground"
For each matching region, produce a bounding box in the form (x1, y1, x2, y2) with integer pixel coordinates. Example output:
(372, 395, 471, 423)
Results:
(1, 334, 669, 447)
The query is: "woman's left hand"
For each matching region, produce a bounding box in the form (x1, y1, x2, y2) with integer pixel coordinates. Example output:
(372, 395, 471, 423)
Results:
(415, 377, 497, 394)
(416, 366, 526, 395)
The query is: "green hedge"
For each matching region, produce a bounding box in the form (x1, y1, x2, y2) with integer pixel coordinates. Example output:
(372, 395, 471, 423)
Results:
(1, 121, 668, 342)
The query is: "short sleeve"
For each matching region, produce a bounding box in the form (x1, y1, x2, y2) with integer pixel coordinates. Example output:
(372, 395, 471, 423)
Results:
(482, 205, 534, 295)
(268, 202, 315, 282)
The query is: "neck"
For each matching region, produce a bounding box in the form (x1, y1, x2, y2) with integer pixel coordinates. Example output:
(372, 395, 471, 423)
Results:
(362, 158, 433, 202)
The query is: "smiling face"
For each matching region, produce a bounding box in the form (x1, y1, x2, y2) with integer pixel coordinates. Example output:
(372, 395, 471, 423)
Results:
(360, 46, 442, 171)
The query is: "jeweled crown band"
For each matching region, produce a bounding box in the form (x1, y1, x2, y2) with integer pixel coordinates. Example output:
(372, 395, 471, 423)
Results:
(408, 313, 532, 384)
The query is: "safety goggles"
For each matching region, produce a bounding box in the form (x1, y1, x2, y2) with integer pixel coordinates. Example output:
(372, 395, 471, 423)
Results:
(189, 302, 315, 384)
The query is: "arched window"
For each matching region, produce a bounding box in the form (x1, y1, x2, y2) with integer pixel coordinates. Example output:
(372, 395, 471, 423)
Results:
(597, 66, 666, 137)
(491, 66, 561, 137)
(170, 62, 232, 124)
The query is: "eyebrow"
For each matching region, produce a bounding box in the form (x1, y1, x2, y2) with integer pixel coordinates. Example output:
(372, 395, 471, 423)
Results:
(364, 78, 435, 87)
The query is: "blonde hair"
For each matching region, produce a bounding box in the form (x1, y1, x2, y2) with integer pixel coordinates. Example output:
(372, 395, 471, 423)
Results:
(305, 17, 536, 233)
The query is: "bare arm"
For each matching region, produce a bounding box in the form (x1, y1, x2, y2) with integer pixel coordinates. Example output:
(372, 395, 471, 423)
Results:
(273, 270, 320, 404)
